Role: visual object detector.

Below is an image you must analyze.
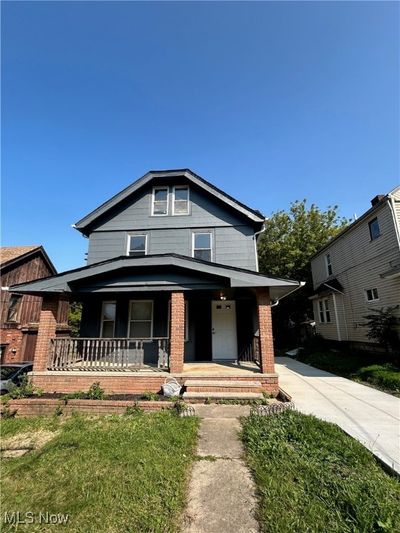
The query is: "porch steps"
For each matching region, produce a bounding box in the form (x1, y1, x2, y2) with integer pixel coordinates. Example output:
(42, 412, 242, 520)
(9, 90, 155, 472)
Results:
(183, 380, 264, 400)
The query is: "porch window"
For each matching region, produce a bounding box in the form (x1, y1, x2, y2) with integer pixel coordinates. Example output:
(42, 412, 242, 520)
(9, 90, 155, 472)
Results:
(173, 186, 189, 215)
(128, 300, 153, 338)
(6, 294, 22, 322)
(152, 187, 169, 216)
(325, 253, 333, 276)
(128, 235, 147, 256)
(193, 232, 212, 262)
(318, 299, 331, 323)
(100, 301, 116, 338)
(365, 288, 379, 302)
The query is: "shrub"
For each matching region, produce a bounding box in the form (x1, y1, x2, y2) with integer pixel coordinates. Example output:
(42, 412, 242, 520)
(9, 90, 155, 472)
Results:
(362, 306, 400, 358)
(7, 375, 43, 399)
(86, 382, 105, 400)
(357, 364, 400, 393)
(141, 391, 160, 401)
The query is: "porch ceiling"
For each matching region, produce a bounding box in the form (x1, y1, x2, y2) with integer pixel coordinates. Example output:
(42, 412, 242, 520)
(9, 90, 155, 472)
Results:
(9, 253, 301, 300)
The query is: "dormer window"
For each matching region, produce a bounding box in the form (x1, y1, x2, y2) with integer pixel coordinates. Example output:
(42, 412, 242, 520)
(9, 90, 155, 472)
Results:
(128, 235, 147, 257)
(325, 253, 333, 276)
(152, 187, 169, 216)
(173, 186, 190, 215)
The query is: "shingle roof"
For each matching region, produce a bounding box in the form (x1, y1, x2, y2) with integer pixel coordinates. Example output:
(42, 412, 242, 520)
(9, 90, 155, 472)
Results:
(0, 246, 41, 266)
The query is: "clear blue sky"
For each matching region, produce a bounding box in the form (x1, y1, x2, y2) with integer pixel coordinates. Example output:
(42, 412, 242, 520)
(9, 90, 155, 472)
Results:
(2, 1, 399, 271)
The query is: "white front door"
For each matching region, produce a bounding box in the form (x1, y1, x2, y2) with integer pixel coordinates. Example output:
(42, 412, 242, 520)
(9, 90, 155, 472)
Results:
(211, 300, 237, 360)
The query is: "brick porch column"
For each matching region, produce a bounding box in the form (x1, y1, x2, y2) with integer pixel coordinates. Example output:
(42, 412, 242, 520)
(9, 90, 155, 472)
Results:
(256, 288, 275, 374)
(169, 292, 185, 373)
(33, 295, 63, 372)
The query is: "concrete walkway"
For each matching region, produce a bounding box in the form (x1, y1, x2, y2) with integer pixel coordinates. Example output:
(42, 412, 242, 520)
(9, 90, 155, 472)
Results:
(183, 405, 258, 533)
(276, 357, 400, 474)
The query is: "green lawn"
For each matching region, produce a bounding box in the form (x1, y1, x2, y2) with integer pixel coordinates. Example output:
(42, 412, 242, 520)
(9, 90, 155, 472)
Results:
(1, 412, 199, 533)
(298, 350, 400, 396)
(242, 411, 400, 533)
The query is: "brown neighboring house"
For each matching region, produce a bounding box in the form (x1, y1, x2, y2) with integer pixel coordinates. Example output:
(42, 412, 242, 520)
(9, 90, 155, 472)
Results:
(1, 246, 69, 363)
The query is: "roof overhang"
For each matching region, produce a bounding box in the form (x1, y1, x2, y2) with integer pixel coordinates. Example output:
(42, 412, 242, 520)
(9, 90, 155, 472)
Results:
(9, 254, 302, 301)
(74, 169, 265, 235)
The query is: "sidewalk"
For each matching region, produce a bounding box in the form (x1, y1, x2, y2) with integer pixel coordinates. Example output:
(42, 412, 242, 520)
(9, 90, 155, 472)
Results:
(183, 405, 258, 533)
(276, 357, 400, 474)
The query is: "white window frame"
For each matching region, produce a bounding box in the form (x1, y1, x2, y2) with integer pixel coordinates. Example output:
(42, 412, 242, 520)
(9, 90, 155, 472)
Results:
(365, 288, 379, 302)
(151, 186, 169, 216)
(172, 185, 190, 216)
(127, 299, 154, 339)
(192, 232, 213, 261)
(168, 300, 189, 341)
(318, 298, 331, 324)
(126, 234, 148, 256)
(100, 301, 116, 338)
(325, 253, 333, 276)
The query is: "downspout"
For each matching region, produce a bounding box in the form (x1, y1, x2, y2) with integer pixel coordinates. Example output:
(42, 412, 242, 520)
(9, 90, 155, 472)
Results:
(269, 281, 306, 307)
(253, 221, 267, 272)
(388, 195, 400, 251)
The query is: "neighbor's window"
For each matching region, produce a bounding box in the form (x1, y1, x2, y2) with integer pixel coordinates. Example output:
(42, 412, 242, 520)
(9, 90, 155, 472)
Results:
(7, 294, 22, 322)
(193, 232, 212, 262)
(368, 217, 380, 240)
(318, 298, 331, 323)
(325, 253, 333, 276)
(128, 235, 147, 257)
(152, 187, 169, 215)
(173, 186, 190, 215)
(128, 300, 153, 338)
(365, 288, 379, 302)
(100, 301, 116, 338)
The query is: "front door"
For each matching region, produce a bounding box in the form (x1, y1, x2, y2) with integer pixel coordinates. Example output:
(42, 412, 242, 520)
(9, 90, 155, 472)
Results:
(211, 300, 237, 360)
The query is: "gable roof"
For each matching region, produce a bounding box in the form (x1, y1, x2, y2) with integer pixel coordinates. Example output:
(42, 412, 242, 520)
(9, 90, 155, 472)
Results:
(311, 185, 400, 260)
(74, 169, 265, 234)
(10, 253, 302, 301)
(0, 246, 57, 274)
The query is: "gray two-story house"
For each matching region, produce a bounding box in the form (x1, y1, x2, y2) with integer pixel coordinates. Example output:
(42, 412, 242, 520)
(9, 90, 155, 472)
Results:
(11, 169, 301, 397)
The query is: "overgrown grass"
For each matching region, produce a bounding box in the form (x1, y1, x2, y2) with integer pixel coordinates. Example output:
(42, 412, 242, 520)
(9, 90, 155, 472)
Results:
(242, 411, 400, 533)
(1, 412, 199, 532)
(298, 350, 400, 396)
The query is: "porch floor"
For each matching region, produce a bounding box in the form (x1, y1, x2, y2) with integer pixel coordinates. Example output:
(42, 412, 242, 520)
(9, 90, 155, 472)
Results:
(181, 361, 261, 376)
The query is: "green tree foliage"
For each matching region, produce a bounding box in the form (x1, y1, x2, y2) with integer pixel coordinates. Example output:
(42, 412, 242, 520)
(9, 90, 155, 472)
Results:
(68, 301, 82, 337)
(257, 200, 348, 346)
(362, 306, 400, 360)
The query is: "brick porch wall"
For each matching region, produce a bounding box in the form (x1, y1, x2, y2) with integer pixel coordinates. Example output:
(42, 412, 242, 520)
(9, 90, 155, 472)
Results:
(169, 292, 185, 373)
(256, 288, 275, 374)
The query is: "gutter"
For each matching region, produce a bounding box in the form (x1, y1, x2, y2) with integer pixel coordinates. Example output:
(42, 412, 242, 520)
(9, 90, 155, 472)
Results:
(270, 281, 306, 307)
(388, 194, 400, 251)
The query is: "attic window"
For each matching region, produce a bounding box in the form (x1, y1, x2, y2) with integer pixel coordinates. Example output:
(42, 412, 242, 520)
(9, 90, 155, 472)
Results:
(128, 235, 147, 257)
(368, 218, 380, 240)
(152, 187, 169, 216)
(173, 186, 189, 215)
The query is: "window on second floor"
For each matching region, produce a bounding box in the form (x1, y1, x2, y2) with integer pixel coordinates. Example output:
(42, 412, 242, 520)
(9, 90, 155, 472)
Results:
(365, 288, 379, 302)
(193, 232, 212, 262)
(173, 186, 190, 215)
(128, 235, 147, 257)
(100, 301, 116, 338)
(325, 253, 333, 276)
(368, 217, 380, 240)
(7, 294, 22, 322)
(318, 298, 331, 323)
(152, 187, 169, 216)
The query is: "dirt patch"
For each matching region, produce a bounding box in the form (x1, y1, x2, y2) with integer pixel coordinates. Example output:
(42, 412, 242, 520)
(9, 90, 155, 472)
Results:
(1, 430, 59, 458)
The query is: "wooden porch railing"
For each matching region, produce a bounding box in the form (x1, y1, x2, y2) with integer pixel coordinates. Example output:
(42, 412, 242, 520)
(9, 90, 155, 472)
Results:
(238, 335, 261, 366)
(48, 337, 170, 371)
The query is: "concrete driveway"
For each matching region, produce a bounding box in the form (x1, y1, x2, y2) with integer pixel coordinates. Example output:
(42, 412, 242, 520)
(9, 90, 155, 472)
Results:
(275, 357, 400, 474)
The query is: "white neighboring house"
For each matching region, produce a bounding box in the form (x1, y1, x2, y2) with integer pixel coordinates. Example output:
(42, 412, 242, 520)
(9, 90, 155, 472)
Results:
(310, 186, 400, 347)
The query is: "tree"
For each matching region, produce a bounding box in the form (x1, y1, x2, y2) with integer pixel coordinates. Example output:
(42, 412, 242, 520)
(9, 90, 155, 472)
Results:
(68, 301, 82, 337)
(257, 200, 348, 346)
(362, 306, 400, 361)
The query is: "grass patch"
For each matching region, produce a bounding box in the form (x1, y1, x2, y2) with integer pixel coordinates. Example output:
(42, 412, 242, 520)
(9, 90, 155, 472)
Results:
(298, 351, 400, 396)
(1, 412, 199, 532)
(242, 411, 400, 533)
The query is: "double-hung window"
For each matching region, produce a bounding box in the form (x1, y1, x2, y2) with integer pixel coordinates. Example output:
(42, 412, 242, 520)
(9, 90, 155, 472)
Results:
(365, 288, 379, 302)
(100, 301, 116, 338)
(193, 232, 212, 262)
(152, 187, 169, 216)
(128, 235, 147, 256)
(173, 186, 189, 215)
(318, 299, 331, 323)
(128, 300, 153, 339)
(325, 254, 333, 276)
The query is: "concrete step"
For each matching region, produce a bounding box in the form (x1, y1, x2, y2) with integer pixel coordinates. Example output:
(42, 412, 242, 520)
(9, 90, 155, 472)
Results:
(184, 380, 263, 394)
(183, 392, 264, 401)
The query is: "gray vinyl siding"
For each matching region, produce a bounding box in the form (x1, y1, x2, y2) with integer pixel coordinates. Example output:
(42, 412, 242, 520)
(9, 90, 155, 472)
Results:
(311, 201, 400, 343)
(86, 184, 258, 271)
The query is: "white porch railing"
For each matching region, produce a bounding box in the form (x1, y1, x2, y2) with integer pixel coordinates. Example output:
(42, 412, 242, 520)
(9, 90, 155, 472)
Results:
(48, 337, 170, 371)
